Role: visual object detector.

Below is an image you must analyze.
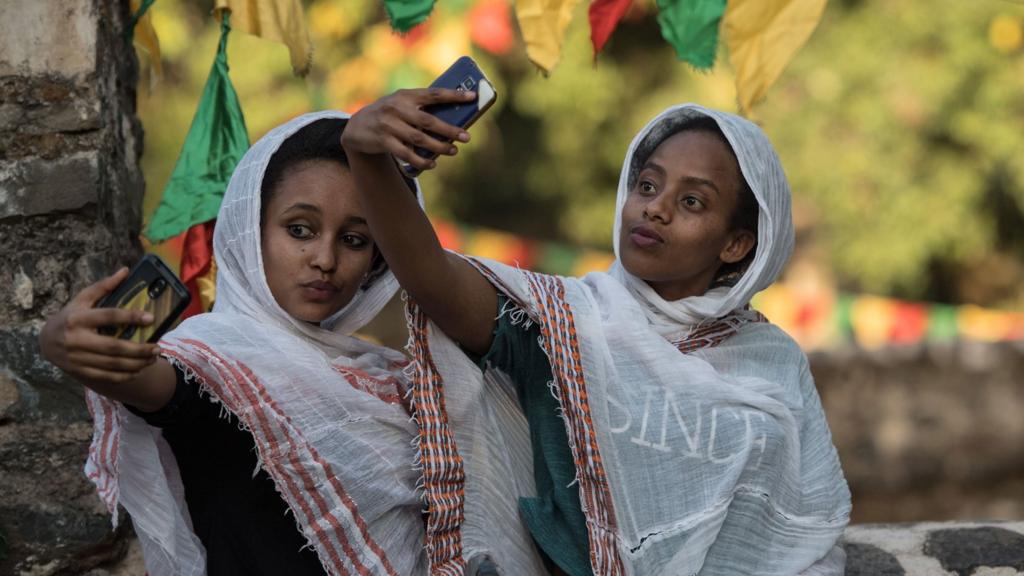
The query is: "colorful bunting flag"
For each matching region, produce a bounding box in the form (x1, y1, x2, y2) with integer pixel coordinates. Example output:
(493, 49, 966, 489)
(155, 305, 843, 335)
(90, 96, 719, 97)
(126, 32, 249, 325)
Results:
(722, 0, 828, 113)
(514, 0, 584, 72)
(889, 302, 928, 344)
(370, 0, 827, 111)
(214, 0, 313, 76)
(146, 14, 250, 318)
(589, 0, 633, 57)
(958, 305, 1018, 343)
(384, 0, 438, 33)
(655, 0, 727, 70)
(927, 305, 959, 342)
(470, 0, 516, 55)
(129, 0, 163, 84)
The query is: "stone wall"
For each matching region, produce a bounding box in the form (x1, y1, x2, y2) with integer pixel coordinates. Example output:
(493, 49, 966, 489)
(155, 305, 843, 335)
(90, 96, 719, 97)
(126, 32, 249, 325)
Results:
(814, 341, 1024, 523)
(0, 0, 143, 573)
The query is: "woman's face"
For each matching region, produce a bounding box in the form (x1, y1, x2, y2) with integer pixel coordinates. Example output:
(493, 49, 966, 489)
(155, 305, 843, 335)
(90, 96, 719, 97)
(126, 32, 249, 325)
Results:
(619, 129, 756, 301)
(261, 159, 377, 323)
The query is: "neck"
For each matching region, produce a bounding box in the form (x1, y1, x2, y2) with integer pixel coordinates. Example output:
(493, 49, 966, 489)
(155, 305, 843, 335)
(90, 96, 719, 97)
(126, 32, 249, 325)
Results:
(644, 275, 715, 302)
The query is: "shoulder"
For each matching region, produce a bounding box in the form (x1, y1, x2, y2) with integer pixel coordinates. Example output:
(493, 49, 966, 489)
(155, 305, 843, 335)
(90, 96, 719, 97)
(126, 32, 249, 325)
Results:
(723, 319, 810, 370)
(702, 319, 818, 410)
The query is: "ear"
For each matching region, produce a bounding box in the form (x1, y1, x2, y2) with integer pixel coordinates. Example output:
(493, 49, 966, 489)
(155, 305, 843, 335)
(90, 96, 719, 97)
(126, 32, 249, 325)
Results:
(720, 229, 756, 264)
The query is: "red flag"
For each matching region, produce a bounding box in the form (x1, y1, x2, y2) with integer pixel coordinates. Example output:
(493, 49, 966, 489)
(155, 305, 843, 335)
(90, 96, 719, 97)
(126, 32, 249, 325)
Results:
(589, 0, 633, 57)
(178, 220, 216, 319)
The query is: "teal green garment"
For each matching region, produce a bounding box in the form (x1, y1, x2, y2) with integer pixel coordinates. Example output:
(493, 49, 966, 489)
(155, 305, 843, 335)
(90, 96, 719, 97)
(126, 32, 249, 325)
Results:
(144, 13, 250, 243)
(475, 296, 593, 576)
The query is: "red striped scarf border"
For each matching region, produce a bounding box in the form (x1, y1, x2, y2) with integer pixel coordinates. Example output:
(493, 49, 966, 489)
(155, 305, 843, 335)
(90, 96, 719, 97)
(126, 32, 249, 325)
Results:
(404, 303, 467, 574)
(673, 309, 766, 354)
(525, 272, 627, 575)
(85, 392, 121, 516)
(161, 340, 399, 576)
(332, 365, 405, 407)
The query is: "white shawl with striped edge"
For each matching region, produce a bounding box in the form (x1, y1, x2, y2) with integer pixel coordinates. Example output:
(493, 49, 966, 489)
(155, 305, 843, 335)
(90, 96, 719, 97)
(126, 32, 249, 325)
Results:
(84, 111, 427, 576)
(404, 105, 851, 575)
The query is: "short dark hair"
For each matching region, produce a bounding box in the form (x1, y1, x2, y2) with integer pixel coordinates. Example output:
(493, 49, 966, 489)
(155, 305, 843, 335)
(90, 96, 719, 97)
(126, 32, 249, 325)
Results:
(260, 118, 418, 289)
(629, 114, 759, 287)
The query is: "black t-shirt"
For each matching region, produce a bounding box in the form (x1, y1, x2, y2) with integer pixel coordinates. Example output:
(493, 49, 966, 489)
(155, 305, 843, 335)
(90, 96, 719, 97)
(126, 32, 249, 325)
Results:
(126, 368, 327, 576)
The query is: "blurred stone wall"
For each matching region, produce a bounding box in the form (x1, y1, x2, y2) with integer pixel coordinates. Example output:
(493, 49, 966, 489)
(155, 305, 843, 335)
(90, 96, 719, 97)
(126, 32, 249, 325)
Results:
(0, 0, 143, 573)
(814, 341, 1024, 523)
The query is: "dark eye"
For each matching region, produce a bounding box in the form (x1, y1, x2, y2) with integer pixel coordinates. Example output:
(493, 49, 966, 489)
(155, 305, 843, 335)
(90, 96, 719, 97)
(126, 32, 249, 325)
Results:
(638, 181, 657, 195)
(681, 196, 703, 209)
(287, 224, 313, 239)
(341, 234, 369, 248)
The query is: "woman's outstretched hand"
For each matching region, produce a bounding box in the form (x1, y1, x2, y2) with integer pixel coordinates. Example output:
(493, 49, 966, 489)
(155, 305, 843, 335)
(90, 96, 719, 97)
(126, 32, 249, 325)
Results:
(40, 267, 177, 411)
(39, 267, 160, 387)
(341, 88, 474, 172)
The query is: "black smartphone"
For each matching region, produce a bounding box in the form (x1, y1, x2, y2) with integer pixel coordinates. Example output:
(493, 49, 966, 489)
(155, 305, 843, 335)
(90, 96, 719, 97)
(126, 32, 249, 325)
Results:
(96, 254, 191, 343)
(405, 56, 497, 176)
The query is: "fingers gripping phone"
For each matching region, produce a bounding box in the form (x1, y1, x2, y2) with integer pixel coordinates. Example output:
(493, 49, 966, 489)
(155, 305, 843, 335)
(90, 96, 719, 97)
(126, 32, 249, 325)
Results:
(97, 254, 191, 344)
(405, 56, 497, 176)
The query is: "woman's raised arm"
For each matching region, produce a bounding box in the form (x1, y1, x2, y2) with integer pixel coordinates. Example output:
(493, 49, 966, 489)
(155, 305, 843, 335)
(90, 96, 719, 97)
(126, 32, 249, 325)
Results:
(341, 89, 499, 356)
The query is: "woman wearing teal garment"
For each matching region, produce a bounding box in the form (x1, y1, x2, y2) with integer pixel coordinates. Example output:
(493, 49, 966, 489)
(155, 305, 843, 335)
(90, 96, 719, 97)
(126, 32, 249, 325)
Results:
(341, 88, 851, 575)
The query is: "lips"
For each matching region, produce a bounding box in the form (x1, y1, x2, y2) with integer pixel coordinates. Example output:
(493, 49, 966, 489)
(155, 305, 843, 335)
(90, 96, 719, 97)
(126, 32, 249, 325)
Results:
(629, 224, 664, 248)
(300, 280, 340, 302)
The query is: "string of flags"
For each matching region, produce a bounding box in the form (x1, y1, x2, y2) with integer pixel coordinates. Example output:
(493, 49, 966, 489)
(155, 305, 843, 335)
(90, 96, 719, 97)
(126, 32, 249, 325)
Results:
(382, 0, 827, 113)
(134, 0, 828, 114)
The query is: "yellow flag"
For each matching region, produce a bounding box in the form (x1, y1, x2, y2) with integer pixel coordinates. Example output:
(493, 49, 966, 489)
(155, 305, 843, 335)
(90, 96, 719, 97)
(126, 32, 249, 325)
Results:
(130, 0, 163, 83)
(515, 0, 583, 73)
(722, 0, 827, 114)
(196, 254, 218, 312)
(214, 0, 312, 76)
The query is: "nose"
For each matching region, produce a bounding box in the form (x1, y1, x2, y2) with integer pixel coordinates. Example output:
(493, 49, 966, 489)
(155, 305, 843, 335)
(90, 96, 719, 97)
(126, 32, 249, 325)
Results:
(643, 189, 672, 224)
(309, 237, 338, 274)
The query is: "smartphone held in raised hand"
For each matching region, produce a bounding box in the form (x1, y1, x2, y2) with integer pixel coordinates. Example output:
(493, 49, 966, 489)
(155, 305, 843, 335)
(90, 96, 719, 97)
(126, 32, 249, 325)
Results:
(404, 56, 497, 175)
(96, 254, 191, 343)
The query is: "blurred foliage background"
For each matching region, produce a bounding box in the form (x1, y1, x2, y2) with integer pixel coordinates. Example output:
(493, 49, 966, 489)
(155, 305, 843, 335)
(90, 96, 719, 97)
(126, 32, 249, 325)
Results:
(137, 0, 1024, 310)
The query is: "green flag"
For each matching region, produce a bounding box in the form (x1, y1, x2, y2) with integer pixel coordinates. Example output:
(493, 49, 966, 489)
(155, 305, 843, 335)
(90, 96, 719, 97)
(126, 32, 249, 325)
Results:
(655, 0, 727, 70)
(145, 13, 249, 243)
(927, 305, 959, 342)
(384, 0, 436, 33)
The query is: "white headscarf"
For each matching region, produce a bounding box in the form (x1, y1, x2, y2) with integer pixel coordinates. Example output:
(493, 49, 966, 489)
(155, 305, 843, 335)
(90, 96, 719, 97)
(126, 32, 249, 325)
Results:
(404, 104, 849, 575)
(85, 112, 427, 576)
(609, 104, 795, 333)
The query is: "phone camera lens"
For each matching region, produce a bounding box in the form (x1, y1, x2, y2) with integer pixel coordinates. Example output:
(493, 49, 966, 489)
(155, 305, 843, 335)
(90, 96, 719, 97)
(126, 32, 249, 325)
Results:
(148, 278, 167, 299)
(461, 77, 476, 90)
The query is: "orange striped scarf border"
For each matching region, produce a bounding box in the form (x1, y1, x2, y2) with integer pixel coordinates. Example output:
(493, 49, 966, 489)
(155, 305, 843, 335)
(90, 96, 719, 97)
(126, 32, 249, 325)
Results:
(405, 303, 467, 574)
(524, 272, 627, 575)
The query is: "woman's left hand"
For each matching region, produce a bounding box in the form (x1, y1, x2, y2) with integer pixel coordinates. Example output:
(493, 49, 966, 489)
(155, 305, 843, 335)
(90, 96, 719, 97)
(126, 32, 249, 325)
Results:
(341, 88, 474, 172)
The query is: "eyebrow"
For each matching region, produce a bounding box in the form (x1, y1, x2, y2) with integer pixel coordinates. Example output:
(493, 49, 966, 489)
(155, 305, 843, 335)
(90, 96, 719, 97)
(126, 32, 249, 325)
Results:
(280, 203, 368, 226)
(282, 202, 321, 215)
(642, 161, 720, 195)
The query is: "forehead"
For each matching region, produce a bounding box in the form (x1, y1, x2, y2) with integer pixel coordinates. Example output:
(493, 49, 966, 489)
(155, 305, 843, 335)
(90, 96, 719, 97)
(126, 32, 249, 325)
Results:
(265, 159, 363, 216)
(645, 130, 741, 184)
